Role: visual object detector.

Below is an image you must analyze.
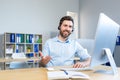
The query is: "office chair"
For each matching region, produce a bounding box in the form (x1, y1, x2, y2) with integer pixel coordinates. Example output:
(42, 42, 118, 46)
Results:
(9, 53, 29, 69)
(76, 39, 94, 55)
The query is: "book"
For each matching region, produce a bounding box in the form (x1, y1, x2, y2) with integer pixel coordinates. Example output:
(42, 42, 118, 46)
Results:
(48, 71, 90, 80)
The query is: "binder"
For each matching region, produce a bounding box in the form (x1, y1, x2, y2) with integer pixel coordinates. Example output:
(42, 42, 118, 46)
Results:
(18, 34, 21, 43)
(34, 44, 38, 52)
(29, 34, 33, 43)
(16, 34, 19, 43)
(21, 34, 24, 43)
(26, 34, 29, 43)
(16, 44, 19, 53)
(10, 33, 15, 42)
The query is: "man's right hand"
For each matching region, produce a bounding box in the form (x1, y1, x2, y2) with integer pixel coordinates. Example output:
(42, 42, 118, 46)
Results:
(41, 55, 51, 65)
(39, 51, 51, 67)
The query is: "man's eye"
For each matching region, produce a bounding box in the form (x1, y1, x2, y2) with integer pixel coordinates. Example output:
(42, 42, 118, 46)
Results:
(69, 26, 72, 28)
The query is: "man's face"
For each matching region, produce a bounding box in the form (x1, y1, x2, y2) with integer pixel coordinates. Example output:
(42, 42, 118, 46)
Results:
(59, 20, 73, 38)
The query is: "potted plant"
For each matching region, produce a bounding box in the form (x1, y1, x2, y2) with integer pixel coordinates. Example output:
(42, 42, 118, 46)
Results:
(27, 46, 31, 52)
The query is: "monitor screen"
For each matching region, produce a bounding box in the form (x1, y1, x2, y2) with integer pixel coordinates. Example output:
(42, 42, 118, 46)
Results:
(90, 13, 120, 68)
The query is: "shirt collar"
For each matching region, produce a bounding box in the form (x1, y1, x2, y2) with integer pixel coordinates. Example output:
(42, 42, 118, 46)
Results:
(54, 36, 70, 43)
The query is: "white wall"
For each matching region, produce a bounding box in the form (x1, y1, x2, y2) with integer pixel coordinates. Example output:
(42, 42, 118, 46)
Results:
(0, 0, 80, 44)
(79, 0, 120, 39)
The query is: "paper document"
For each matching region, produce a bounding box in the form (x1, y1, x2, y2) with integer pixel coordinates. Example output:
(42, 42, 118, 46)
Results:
(48, 71, 69, 79)
(46, 67, 54, 71)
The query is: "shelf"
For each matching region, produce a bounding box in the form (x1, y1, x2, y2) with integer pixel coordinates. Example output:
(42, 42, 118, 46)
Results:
(1, 32, 43, 70)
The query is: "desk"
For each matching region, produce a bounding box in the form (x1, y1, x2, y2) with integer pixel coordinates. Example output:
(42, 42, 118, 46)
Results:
(0, 65, 120, 80)
(48, 65, 120, 80)
(0, 68, 47, 80)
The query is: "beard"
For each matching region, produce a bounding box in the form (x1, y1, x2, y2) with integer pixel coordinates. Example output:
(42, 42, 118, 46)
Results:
(60, 30, 71, 38)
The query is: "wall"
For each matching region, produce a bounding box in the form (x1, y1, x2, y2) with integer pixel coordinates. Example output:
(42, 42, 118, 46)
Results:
(79, 0, 120, 39)
(0, 0, 80, 44)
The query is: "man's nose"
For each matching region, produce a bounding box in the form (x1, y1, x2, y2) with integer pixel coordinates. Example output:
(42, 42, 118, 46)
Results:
(66, 26, 72, 31)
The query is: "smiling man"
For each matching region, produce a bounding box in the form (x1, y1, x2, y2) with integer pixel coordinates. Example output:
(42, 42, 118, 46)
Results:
(39, 16, 91, 68)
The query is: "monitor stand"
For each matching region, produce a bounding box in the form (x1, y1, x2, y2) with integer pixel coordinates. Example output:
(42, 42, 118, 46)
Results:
(94, 48, 118, 76)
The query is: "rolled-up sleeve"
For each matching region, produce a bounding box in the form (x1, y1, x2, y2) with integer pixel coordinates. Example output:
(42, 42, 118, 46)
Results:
(75, 42, 91, 61)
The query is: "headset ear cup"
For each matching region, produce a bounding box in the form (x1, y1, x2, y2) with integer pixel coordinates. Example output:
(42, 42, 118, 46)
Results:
(58, 26, 60, 30)
(72, 28, 74, 32)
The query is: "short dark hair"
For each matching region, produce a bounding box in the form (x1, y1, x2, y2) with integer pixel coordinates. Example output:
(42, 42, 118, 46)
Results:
(58, 16, 74, 32)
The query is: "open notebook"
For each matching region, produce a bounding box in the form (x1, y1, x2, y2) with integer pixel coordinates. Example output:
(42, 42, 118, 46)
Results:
(48, 71, 90, 80)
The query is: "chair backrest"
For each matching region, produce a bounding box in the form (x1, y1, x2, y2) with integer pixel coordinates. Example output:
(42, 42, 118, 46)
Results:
(12, 53, 26, 59)
(76, 39, 94, 56)
(9, 53, 28, 69)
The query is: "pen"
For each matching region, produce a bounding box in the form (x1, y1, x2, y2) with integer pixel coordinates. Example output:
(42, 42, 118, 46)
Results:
(63, 70, 68, 75)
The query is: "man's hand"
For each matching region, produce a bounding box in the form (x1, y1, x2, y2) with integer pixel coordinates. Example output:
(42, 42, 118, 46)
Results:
(39, 51, 51, 67)
(73, 62, 88, 68)
(41, 55, 51, 65)
(73, 58, 91, 68)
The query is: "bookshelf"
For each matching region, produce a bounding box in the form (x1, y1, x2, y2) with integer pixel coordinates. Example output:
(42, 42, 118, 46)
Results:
(1, 32, 42, 70)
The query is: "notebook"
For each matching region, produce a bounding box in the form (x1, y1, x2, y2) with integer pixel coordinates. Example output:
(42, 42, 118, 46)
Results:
(48, 71, 90, 80)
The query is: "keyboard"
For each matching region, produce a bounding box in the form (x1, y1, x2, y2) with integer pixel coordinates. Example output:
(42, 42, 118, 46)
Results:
(60, 67, 93, 71)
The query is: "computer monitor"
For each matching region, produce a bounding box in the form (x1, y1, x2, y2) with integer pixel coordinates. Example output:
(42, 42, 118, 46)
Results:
(90, 13, 120, 75)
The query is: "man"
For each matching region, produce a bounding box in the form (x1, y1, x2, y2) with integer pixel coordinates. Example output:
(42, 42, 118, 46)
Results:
(40, 16, 91, 68)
